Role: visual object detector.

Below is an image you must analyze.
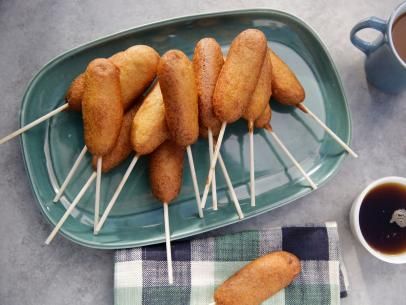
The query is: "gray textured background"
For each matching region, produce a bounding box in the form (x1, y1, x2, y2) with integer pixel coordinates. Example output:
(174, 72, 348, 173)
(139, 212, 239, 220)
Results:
(1, 0, 405, 304)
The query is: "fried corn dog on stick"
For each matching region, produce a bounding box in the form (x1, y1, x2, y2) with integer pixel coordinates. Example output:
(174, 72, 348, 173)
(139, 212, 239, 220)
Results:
(242, 52, 272, 207)
(0, 45, 158, 145)
(269, 49, 357, 157)
(149, 140, 185, 284)
(46, 58, 124, 242)
(158, 50, 203, 218)
(201, 29, 268, 213)
(95, 82, 170, 234)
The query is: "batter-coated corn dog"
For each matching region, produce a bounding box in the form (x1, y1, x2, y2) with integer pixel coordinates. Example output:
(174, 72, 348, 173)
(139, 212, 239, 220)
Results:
(158, 50, 199, 147)
(110, 45, 160, 109)
(214, 251, 301, 305)
(213, 29, 268, 123)
(65, 73, 85, 112)
(269, 48, 305, 106)
(149, 140, 185, 203)
(91, 103, 140, 172)
(243, 51, 273, 131)
(131, 82, 169, 155)
(193, 38, 224, 132)
(82, 58, 123, 156)
(66, 45, 159, 111)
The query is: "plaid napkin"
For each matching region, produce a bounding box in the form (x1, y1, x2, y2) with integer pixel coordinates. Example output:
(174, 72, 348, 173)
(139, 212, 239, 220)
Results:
(114, 222, 349, 305)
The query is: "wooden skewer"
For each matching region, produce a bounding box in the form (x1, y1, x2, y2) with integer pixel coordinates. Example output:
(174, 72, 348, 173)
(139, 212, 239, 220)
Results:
(268, 129, 317, 190)
(186, 146, 204, 218)
(163, 202, 173, 284)
(200, 122, 227, 209)
(207, 128, 218, 211)
(94, 157, 102, 233)
(218, 152, 244, 219)
(45, 172, 97, 245)
(53, 145, 88, 202)
(299, 104, 358, 158)
(0, 103, 69, 145)
(249, 127, 255, 207)
(95, 154, 139, 234)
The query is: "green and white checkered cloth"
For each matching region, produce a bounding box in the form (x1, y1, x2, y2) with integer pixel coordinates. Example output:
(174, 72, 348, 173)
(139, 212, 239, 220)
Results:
(114, 222, 349, 305)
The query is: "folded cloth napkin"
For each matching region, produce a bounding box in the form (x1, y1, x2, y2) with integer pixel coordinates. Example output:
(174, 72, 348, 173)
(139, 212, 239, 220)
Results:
(114, 222, 349, 305)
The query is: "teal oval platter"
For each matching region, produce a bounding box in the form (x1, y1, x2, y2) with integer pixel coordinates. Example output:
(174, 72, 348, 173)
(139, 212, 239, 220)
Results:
(20, 9, 352, 249)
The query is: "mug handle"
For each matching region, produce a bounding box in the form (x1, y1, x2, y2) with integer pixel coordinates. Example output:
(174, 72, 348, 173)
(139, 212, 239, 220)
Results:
(350, 17, 387, 55)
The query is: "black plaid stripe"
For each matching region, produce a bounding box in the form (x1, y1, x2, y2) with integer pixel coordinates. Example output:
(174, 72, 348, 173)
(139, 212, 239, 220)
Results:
(142, 240, 191, 261)
(282, 227, 329, 261)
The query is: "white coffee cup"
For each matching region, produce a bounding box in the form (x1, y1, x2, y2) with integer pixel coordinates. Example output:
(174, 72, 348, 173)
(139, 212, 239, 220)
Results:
(350, 176, 406, 264)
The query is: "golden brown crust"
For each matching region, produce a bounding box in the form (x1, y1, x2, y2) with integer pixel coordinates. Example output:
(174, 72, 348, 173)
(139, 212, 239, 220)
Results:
(131, 82, 169, 155)
(149, 140, 185, 203)
(193, 38, 224, 130)
(243, 50, 272, 123)
(66, 73, 85, 112)
(269, 48, 305, 106)
(213, 29, 268, 123)
(82, 58, 124, 156)
(91, 103, 140, 172)
(158, 50, 199, 146)
(65, 45, 159, 111)
(214, 251, 301, 305)
(110, 45, 160, 110)
(254, 104, 272, 130)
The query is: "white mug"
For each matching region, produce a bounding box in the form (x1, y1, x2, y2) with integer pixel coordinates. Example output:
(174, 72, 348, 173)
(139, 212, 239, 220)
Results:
(350, 176, 406, 264)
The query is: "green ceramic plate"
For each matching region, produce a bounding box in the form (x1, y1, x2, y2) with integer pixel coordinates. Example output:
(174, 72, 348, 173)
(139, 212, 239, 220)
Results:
(20, 9, 351, 249)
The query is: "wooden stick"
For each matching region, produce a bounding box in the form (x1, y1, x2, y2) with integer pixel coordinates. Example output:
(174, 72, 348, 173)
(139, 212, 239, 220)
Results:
(208, 302, 216, 305)
(186, 146, 204, 218)
(269, 130, 317, 190)
(94, 157, 102, 233)
(207, 128, 218, 211)
(249, 129, 255, 207)
(299, 104, 358, 158)
(95, 154, 139, 234)
(163, 203, 173, 284)
(218, 153, 244, 219)
(45, 172, 97, 245)
(53, 145, 88, 202)
(201, 122, 227, 209)
(0, 103, 69, 145)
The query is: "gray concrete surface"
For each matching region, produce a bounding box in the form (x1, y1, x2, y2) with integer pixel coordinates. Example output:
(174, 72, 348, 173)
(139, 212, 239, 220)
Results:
(0, 0, 405, 304)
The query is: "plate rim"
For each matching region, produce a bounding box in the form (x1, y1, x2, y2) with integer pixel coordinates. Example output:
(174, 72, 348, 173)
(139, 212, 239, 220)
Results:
(19, 8, 352, 249)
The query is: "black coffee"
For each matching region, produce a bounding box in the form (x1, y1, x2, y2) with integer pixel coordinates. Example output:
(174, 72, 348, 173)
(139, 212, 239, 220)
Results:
(359, 183, 406, 254)
(392, 13, 406, 62)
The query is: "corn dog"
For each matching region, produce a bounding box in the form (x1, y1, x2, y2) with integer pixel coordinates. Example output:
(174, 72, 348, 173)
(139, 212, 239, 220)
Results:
(66, 45, 159, 111)
(158, 50, 199, 147)
(131, 82, 169, 155)
(214, 251, 301, 305)
(110, 45, 160, 109)
(243, 51, 273, 131)
(91, 103, 140, 172)
(269, 48, 357, 157)
(193, 38, 224, 132)
(268, 48, 305, 106)
(213, 29, 268, 123)
(158, 49, 204, 218)
(82, 58, 123, 156)
(65, 73, 85, 112)
(149, 140, 185, 204)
